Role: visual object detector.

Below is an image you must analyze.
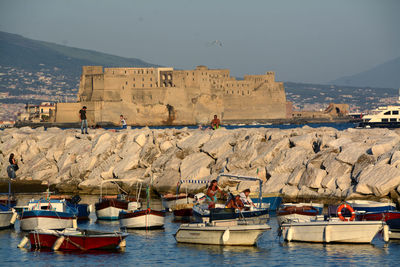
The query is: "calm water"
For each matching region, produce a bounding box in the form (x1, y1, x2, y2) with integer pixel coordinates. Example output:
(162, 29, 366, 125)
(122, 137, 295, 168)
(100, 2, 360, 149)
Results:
(1, 195, 400, 266)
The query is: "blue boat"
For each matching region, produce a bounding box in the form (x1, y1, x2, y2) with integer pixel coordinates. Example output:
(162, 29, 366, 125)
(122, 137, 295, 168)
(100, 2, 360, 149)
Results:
(346, 200, 396, 213)
(251, 194, 283, 211)
(20, 199, 77, 231)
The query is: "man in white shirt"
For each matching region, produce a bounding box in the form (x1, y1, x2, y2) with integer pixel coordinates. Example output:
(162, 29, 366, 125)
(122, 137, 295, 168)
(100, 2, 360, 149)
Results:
(239, 189, 256, 209)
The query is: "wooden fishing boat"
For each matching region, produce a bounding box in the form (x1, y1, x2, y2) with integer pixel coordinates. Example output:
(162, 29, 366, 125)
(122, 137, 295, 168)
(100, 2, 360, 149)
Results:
(95, 179, 141, 220)
(20, 228, 128, 251)
(161, 193, 195, 211)
(175, 220, 271, 246)
(119, 208, 165, 229)
(20, 199, 77, 231)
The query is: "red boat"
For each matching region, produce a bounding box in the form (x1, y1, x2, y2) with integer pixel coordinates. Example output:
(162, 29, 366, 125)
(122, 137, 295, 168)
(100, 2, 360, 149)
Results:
(357, 211, 400, 239)
(25, 228, 128, 251)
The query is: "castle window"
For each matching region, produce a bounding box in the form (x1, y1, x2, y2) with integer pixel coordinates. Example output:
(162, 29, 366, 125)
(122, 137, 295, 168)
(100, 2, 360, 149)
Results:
(150, 78, 152, 81)
(142, 84, 144, 87)
(231, 90, 233, 94)
(242, 91, 244, 95)
(193, 78, 195, 81)
(142, 78, 144, 81)
(126, 81, 128, 85)
(248, 90, 250, 94)
(150, 84, 152, 87)
(125, 71, 126, 74)
(133, 84, 135, 87)
(133, 78, 135, 81)
(146, 70, 148, 74)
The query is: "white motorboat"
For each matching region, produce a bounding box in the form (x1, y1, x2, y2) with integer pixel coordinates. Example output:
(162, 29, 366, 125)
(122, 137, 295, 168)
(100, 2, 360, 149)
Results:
(277, 204, 320, 225)
(280, 218, 389, 243)
(119, 208, 165, 229)
(0, 208, 17, 229)
(175, 220, 271, 246)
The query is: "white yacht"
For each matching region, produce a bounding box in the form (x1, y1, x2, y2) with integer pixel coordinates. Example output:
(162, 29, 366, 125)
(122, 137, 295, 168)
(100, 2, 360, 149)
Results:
(359, 105, 400, 128)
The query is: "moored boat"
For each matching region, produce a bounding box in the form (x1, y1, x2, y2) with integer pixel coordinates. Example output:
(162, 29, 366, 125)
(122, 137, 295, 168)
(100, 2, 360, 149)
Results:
(50, 195, 91, 221)
(20, 199, 77, 231)
(119, 208, 165, 229)
(251, 193, 281, 211)
(357, 211, 400, 239)
(21, 228, 128, 251)
(277, 204, 320, 225)
(280, 219, 388, 244)
(95, 179, 141, 220)
(161, 193, 195, 211)
(0, 204, 18, 229)
(345, 200, 396, 213)
(175, 220, 271, 246)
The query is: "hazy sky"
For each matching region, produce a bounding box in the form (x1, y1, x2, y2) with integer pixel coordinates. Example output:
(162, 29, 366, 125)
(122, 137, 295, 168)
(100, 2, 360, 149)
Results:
(0, 0, 399, 83)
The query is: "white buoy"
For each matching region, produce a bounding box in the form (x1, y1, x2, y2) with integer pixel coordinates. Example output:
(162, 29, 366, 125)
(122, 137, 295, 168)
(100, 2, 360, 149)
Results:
(324, 225, 331, 243)
(52, 236, 65, 251)
(73, 219, 78, 229)
(18, 236, 29, 248)
(10, 212, 18, 225)
(383, 225, 389, 242)
(119, 239, 126, 247)
(286, 227, 293, 242)
(222, 229, 230, 243)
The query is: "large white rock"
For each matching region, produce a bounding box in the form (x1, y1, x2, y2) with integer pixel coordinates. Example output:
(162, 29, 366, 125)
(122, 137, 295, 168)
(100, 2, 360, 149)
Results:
(152, 169, 181, 193)
(287, 166, 305, 186)
(297, 185, 319, 198)
(180, 152, 214, 179)
(263, 172, 290, 193)
(289, 133, 315, 151)
(336, 144, 367, 165)
(280, 185, 299, 198)
(113, 144, 141, 177)
(202, 132, 234, 160)
(369, 136, 400, 157)
(356, 163, 400, 196)
(298, 165, 327, 189)
(177, 132, 211, 153)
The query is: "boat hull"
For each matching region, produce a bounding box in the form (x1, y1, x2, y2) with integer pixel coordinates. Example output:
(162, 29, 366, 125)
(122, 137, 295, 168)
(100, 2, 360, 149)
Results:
(0, 211, 14, 229)
(175, 223, 271, 246)
(251, 196, 282, 211)
(357, 211, 400, 239)
(29, 228, 128, 250)
(162, 195, 194, 210)
(120, 210, 165, 229)
(281, 221, 384, 243)
(20, 210, 75, 231)
(346, 200, 396, 213)
(193, 206, 269, 224)
(96, 206, 123, 220)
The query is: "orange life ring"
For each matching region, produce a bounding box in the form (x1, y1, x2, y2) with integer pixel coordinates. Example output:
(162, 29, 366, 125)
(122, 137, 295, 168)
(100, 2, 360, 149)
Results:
(337, 204, 355, 221)
(146, 208, 151, 214)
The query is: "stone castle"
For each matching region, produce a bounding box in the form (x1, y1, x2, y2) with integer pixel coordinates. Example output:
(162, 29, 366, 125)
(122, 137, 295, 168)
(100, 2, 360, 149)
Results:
(55, 65, 287, 125)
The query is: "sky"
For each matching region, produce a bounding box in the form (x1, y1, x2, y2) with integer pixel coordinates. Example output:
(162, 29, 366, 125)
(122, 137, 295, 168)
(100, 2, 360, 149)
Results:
(0, 0, 399, 83)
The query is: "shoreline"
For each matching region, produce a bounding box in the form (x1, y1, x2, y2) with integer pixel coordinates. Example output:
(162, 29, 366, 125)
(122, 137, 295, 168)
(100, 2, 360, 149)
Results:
(1, 126, 399, 206)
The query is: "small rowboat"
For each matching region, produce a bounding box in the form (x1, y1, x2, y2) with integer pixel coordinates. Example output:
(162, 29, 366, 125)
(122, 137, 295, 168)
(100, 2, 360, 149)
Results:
(19, 228, 128, 251)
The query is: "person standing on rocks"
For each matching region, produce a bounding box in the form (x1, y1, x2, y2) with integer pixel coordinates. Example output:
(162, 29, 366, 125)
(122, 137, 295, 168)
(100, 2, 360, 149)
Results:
(79, 106, 88, 134)
(120, 115, 127, 129)
(211, 114, 220, 130)
(7, 153, 19, 179)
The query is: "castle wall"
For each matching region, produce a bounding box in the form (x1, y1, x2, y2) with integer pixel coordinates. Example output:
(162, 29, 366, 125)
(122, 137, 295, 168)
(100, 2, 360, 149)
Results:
(60, 65, 287, 125)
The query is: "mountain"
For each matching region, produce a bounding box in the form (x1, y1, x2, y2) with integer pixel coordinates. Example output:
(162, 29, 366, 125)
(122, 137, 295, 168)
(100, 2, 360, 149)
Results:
(0, 31, 160, 106)
(331, 57, 400, 89)
(0, 31, 159, 77)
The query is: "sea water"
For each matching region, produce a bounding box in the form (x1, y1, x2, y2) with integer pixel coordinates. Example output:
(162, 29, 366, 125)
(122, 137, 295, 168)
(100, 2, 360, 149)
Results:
(1, 195, 399, 266)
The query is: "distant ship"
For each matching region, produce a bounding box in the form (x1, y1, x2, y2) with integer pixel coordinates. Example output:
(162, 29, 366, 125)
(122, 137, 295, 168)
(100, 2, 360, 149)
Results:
(358, 89, 400, 128)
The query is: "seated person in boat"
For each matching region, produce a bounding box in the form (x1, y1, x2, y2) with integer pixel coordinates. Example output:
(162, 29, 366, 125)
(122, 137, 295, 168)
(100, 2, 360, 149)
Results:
(226, 195, 245, 210)
(239, 189, 256, 210)
(206, 180, 226, 209)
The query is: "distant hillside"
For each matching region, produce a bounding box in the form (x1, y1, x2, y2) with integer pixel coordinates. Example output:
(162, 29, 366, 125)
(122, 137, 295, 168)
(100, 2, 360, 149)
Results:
(331, 57, 400, 89)
(0, 31, 160, 106)
(0, 31, 159, 77)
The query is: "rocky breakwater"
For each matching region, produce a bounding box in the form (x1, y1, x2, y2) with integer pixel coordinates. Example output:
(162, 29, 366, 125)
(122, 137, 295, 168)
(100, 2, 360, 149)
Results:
(1, 126, 400, 204)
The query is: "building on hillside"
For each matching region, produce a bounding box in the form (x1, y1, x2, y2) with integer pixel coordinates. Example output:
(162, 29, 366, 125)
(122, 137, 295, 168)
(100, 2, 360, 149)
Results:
(18, 102, 55, 122)
(291, 103, 350, 119)
(55, 65, 288, 126)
